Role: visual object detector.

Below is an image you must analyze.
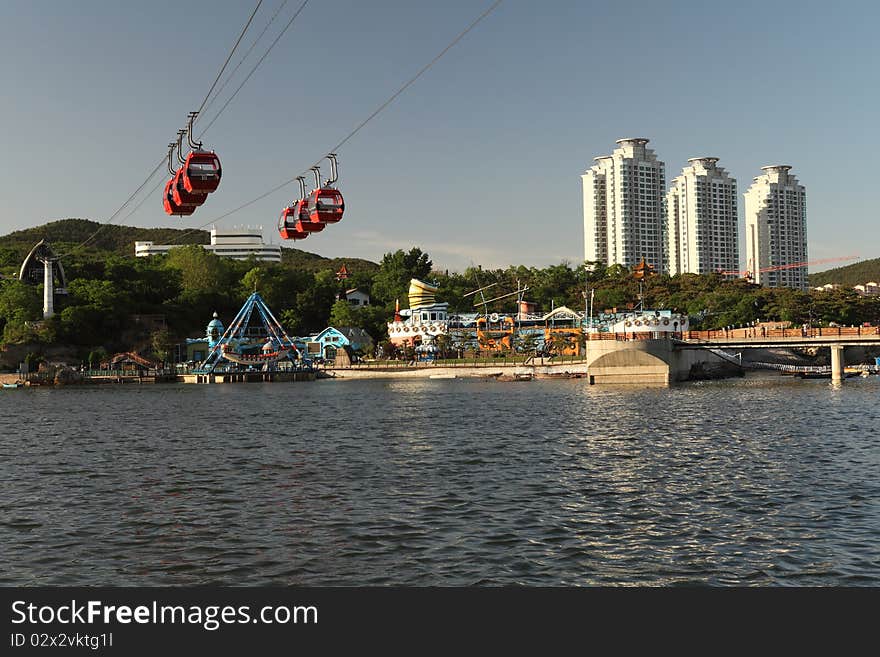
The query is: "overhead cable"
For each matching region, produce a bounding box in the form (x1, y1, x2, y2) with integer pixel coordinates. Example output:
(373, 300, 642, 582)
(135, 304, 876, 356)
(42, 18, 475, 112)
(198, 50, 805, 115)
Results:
(179, 0, 505, 239)
(63, 1, 266, 257)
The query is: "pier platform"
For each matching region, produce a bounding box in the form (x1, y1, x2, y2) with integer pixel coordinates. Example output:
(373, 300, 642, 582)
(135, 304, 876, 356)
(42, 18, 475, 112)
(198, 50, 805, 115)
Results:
(182, 371, 316, 384)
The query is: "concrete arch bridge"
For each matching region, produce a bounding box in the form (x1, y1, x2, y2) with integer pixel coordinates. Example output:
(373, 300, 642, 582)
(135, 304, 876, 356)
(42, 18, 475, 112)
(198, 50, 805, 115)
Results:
(584, 327, 880, 384)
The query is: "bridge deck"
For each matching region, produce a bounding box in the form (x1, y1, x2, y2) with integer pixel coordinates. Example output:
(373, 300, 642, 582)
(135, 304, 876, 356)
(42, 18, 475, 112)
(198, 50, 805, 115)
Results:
(675, 336, 880, 349)
(586, 326, 880, 350)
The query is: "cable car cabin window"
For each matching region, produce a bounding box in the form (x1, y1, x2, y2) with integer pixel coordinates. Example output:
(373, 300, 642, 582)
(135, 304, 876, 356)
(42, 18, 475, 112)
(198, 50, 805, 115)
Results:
(316, 194, 342, 208)
(189, 162, 219, 176)
(281, 207, 297, 225)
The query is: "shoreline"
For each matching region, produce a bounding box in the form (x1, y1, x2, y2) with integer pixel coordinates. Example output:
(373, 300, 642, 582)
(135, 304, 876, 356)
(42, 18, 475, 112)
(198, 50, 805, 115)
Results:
(3, 364, 872, 387)
(321, 361, 589, 380)
(0, 363, 587, 385)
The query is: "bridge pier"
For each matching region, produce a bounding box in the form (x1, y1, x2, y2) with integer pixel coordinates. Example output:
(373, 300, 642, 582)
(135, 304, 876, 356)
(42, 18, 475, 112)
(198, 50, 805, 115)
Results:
(830, 345, 845, 382)
(585, 339, 673, 385)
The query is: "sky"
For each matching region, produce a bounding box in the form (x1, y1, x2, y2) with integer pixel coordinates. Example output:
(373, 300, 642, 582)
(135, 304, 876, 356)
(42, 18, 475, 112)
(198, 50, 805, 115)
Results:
(0, 0, 878, 273)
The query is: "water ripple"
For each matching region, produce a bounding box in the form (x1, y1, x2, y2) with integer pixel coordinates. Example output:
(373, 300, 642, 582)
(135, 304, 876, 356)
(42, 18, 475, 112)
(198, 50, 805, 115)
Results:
(1, 376, 878, 585)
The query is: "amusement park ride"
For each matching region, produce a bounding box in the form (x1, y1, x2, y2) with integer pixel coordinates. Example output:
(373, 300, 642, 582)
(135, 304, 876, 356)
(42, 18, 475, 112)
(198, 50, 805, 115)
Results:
(158, 116, 346, 372)
(466, 280, 530, 352)
(197, 292, 304, 374)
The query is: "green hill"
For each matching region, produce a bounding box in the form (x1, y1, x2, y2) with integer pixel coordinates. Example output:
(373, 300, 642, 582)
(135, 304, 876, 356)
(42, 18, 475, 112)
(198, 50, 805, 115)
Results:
(280, 248, 378, 274)
(810, 257, 880, 287)
(0, 218, 210, 263)
(0, 218, 378, 273)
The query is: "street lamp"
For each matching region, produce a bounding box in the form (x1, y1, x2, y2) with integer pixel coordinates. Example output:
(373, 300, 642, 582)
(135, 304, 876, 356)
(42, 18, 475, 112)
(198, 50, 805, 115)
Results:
(582, 263, 595, 333)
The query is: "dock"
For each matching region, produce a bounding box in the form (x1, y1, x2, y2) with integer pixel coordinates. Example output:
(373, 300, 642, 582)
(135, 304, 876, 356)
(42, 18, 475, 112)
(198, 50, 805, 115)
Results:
(182, 371, 316, 384)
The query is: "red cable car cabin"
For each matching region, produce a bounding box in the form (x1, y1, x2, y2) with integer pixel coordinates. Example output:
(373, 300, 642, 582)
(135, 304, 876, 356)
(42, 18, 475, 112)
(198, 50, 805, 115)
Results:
(307, 187, 344, 224)
(182, 151, 222, 194)
(171, 168, 208, 207)
(293, 219, 316, 236)
(294, 199, 325, 232)
(163, 179, 196, 216)
(278, 206, 309, 240)
(163, 180, 195, 216)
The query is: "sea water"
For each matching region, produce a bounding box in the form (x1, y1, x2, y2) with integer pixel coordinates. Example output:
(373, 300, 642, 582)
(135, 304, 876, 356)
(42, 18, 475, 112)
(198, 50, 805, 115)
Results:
(1, 376, 878, 585)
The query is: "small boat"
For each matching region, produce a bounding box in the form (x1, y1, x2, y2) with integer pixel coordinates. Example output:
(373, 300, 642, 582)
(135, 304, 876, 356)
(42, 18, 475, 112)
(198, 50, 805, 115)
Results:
(796, 370, 862, 380)
(496, 373, 533, 382)
(2, 382, 23, 389)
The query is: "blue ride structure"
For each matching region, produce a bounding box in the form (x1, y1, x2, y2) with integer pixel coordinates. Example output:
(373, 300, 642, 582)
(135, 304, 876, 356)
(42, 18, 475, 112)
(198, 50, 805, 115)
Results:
(196, 292, 304, 374)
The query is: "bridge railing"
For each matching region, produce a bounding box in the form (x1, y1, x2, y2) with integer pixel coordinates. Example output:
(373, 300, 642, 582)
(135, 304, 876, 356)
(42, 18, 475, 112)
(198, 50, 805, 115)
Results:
(681, 325, 879, 341)
(583, 325, 880, 343)
(585, 331, 670, 341)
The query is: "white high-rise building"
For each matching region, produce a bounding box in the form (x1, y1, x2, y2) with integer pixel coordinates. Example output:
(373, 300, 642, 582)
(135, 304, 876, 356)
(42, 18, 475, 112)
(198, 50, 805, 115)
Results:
(744, 165, 808, 290)
(666, 157, 738, 275)
(582, 138, 666, 272)
(582, 157, 609, 266)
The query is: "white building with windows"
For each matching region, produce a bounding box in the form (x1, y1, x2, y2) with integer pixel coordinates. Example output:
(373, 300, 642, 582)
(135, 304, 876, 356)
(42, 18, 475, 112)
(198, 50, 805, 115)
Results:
(135, 227, 281, 263)
(582, 137, 667, 273)
(854, 282, 879, 296)
(744, 165, 808, 290)
(666, 157, 738, 275)
(345, 289, 370, 306)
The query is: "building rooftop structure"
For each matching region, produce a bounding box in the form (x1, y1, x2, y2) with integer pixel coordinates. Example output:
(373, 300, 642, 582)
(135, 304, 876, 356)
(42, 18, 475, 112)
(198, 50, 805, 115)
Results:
(854, 282, 879, 296)
(135, 226, 281, 262)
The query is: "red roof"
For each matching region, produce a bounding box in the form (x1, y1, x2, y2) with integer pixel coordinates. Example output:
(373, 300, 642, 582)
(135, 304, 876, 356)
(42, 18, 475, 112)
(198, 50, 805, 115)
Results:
(103, 352, 158, 368)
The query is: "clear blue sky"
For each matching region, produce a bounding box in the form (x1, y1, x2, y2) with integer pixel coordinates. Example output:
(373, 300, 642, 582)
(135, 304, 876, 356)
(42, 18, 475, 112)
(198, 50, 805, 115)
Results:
(1, 0, 877, 272)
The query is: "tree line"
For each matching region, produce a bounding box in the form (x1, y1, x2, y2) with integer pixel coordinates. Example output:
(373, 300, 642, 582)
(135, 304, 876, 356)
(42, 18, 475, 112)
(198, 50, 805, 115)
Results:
(1, 244, 879, 364)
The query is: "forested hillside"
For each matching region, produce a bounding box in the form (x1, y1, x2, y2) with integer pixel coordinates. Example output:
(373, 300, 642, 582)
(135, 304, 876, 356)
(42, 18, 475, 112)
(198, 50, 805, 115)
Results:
(809, 257, 880, 288)
(1, 221, 879, 367)
(0, 218, 378, 275)
(0, 219, 209, 265)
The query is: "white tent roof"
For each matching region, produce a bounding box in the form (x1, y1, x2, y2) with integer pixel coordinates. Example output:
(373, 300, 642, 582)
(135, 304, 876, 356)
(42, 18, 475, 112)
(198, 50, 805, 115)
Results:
(541, 306, 582, 321)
